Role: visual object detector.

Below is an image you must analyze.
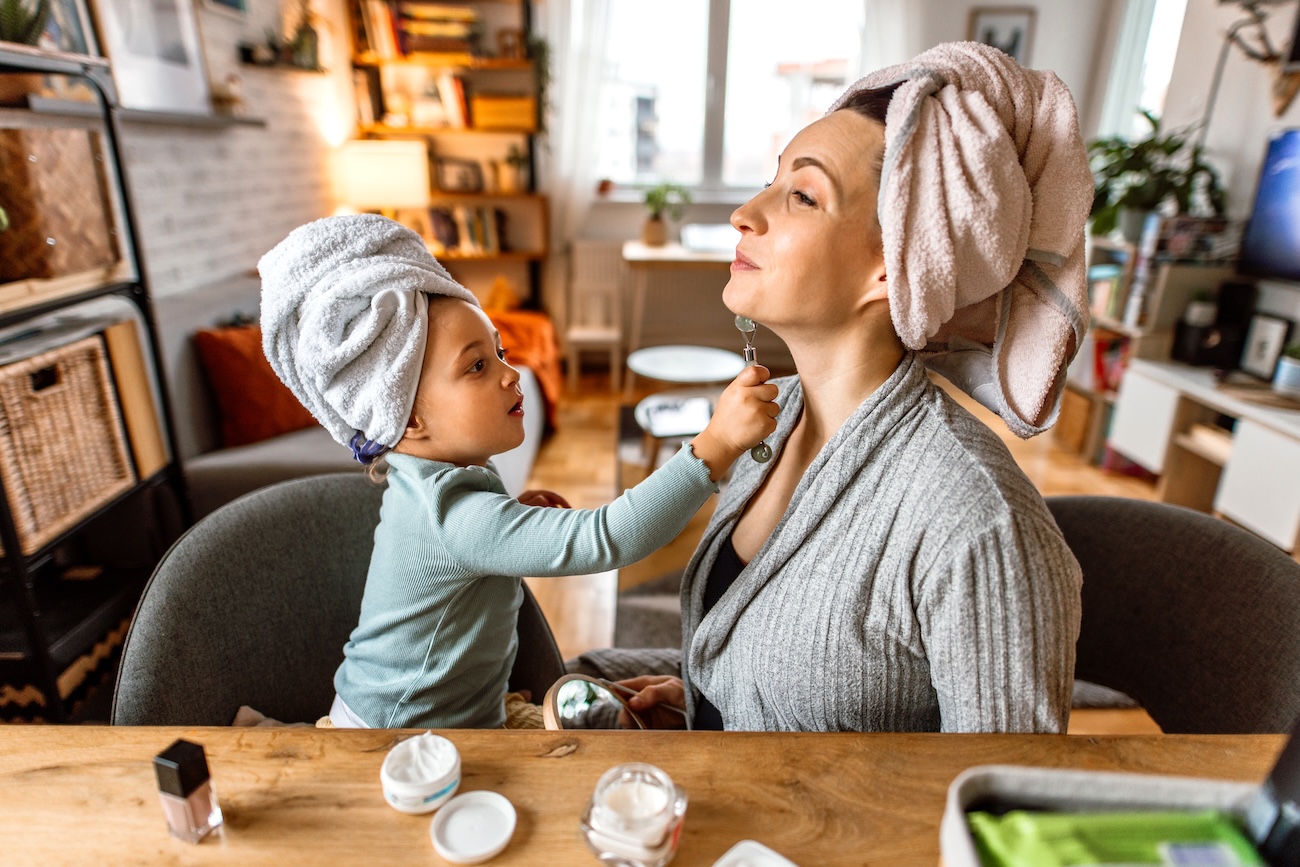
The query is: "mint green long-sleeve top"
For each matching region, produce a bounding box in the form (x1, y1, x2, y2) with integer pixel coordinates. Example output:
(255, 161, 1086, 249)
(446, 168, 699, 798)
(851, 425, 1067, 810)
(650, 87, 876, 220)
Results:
(335, 444, 717, 729)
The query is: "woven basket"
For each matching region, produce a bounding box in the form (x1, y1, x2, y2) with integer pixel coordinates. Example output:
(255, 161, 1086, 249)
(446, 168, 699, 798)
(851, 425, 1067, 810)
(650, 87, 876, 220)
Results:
(0, 127, 119, 282)
(0, 335, 135, 555)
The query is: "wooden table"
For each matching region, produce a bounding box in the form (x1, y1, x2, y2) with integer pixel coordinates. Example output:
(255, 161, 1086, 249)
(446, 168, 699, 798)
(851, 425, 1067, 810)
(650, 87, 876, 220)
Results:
(0, 728, 1283, 865)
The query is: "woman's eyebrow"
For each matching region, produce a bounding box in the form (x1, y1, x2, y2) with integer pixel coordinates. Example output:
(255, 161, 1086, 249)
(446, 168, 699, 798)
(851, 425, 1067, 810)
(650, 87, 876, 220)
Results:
(790, 155, 841, 195)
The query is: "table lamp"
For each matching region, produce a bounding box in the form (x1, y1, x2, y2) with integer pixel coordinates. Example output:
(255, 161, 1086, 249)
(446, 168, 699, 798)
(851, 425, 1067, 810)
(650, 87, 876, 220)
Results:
(335, 139, 431, 219)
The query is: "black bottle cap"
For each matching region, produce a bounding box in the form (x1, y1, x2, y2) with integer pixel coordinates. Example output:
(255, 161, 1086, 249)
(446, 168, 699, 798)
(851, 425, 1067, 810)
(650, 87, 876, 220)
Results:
(153, 739, 211, 798)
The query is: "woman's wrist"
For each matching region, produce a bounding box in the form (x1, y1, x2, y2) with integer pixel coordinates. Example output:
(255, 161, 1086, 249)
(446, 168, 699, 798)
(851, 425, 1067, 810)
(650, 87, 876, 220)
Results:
(690, 429, 741, 481)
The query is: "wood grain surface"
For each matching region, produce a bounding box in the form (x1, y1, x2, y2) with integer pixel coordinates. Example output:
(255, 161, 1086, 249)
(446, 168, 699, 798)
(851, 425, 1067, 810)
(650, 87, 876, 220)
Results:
(0, 728, 1282, 866)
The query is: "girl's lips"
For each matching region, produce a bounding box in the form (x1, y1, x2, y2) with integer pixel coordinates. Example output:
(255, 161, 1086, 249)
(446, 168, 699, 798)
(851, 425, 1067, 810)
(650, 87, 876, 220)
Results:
(509, 399, 525, 416)
(732, 250, 758, 271)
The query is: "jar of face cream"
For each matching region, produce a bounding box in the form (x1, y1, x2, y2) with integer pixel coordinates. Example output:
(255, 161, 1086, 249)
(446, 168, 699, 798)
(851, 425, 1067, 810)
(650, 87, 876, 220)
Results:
(580, 763, 688, 867)
(380, 732, 460, 814)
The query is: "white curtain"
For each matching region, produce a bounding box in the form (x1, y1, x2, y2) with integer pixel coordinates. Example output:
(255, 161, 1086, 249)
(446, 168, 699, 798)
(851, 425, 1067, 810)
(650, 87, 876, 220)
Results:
(536, 0, 611, 320)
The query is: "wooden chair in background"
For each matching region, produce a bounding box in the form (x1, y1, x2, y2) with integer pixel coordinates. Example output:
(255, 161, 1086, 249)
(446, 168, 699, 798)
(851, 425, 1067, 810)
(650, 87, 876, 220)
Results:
(565, 240, 626, 393)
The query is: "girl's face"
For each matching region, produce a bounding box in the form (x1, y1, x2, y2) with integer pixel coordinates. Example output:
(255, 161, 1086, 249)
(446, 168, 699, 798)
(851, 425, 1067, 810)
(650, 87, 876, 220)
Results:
(397, 298, 526, 466)
(723, 109, 888, 337)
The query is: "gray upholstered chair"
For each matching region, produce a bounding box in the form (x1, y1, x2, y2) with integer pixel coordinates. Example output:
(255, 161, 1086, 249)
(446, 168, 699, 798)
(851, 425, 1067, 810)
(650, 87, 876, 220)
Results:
(1047, 495, 1300, 734)
(112, 473, 565, 726)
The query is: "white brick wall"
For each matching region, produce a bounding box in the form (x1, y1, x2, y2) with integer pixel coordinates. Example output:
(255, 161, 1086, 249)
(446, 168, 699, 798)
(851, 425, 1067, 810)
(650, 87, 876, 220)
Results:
(120, 0, 352, 297)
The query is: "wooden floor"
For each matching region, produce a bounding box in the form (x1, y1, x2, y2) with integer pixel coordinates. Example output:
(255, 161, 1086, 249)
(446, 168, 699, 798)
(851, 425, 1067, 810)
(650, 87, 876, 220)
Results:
(524, 370, 1163, 735)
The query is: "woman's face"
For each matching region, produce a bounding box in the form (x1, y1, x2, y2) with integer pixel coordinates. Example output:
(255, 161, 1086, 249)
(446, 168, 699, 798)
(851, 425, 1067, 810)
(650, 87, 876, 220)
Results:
(724, 109, 888, 335)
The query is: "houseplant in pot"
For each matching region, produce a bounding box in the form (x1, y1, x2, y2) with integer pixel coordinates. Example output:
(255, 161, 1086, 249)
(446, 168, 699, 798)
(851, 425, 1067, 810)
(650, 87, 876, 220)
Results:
(641, 182, 690, 246)
(1088, 111, 1226, 243)
(0, 0, 50, 106)
(1275, 342, 1300, 398)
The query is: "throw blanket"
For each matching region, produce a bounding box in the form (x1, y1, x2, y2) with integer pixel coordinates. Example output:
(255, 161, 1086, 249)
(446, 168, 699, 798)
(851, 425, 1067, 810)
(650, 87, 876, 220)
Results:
(830, 41, 1093, 437)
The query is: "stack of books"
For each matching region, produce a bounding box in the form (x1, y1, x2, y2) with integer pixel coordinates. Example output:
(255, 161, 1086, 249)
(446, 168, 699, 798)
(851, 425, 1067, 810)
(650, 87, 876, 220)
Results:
(429, 206, 509, 255)
(355, 1, 479, 59)
(398, 2, 479, 55)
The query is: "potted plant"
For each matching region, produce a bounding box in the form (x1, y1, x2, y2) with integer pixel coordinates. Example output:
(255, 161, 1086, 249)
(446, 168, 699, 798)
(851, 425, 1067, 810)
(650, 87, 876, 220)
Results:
(1088, 111, 1226, 243)
(0, 0, 50, 106)
(499, 144, 528, 194)
(1275, 341, 1300, 398)
(641, 182, 691, 246)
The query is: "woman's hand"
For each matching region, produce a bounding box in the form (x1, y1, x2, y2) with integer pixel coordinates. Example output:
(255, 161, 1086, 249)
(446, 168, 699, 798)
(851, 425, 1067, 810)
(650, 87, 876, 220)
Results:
(518, 489, 571, 508)
(616, 675, 688, 730)
(691, 365, 780, 480)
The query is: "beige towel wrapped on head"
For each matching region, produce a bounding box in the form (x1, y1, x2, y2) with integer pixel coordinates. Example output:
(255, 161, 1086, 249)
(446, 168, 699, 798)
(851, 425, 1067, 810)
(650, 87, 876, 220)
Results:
(830, 41, 1093, 437)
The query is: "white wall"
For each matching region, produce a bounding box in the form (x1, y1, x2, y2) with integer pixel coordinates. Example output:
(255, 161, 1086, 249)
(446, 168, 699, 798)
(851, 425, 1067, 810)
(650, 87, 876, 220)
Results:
(1163, 0, 1300, 217)
(918, 0, 1112, 122)
(120, 0, 353, 297)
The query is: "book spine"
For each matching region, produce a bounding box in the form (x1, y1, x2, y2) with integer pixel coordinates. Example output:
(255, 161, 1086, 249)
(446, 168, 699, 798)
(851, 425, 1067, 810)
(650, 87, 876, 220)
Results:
(101, 319, 168, 480)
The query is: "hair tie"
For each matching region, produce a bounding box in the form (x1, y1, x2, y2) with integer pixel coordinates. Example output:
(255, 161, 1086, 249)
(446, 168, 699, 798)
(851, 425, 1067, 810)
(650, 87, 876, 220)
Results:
(349, 431, 388, 465)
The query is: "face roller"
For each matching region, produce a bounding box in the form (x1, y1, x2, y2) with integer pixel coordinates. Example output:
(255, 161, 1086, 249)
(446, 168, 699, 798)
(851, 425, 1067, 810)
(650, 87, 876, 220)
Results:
(734, 315, 773, 463)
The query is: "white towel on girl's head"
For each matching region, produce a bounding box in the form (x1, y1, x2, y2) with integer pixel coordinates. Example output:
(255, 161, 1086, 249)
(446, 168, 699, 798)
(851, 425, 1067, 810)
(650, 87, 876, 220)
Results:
(258, 214, 478, 451)
(831, 41, 1093, 438)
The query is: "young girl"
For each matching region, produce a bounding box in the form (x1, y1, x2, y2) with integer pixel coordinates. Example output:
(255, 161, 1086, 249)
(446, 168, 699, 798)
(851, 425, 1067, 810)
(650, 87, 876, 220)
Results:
(259, 214, 778, 729)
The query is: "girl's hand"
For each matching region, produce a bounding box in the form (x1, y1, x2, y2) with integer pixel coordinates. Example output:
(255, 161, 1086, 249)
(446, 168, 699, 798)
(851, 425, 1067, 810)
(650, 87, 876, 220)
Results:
(518, 489, 571, 508)
(691, 365, 780, 480)
(615, 675, 688, 730)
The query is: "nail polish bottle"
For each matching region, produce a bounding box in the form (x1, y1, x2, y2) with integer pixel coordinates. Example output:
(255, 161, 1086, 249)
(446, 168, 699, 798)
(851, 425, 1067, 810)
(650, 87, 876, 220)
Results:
(153, 739, 223, 843)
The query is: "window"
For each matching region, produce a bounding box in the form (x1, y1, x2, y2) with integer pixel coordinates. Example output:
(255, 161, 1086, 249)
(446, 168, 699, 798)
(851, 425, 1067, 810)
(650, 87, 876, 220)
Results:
(1097, 0, 1189, 139)
(593, 0, 867, 191)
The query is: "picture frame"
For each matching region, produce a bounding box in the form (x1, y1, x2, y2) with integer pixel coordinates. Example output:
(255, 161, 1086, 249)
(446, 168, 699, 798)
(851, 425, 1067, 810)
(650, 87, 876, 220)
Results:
(435, 157, 484, 193)
(967, 6, 1037, 66)
(90, 0, 213, 114)
(1240, 314, 1292, 380)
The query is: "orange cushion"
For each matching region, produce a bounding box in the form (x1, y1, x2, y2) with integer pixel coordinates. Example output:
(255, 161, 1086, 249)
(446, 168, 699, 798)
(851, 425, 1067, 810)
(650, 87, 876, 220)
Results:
(192, 325, 317, 448)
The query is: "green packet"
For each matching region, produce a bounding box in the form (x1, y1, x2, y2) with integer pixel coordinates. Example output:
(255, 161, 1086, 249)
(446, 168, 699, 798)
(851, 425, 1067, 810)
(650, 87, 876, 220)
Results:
(967, 809, 1265, 867)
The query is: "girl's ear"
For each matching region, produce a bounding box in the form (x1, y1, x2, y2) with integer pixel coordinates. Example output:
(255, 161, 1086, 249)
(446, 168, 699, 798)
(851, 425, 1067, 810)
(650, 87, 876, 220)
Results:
(402, 413, 429, 443)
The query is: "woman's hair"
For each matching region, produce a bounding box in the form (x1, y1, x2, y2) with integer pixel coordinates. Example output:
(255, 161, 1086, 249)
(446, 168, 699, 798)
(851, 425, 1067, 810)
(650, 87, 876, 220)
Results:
(836, 83, 901, 190)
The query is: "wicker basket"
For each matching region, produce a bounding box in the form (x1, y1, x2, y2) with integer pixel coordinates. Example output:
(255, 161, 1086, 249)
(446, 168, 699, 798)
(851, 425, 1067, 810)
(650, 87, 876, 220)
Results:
(0, 127, 120, 282)
(0, 335, 136, 555)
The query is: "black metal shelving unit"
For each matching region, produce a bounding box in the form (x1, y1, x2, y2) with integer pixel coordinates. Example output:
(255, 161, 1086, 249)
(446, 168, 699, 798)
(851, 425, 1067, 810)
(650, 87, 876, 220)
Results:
(0, 44, 191, 722)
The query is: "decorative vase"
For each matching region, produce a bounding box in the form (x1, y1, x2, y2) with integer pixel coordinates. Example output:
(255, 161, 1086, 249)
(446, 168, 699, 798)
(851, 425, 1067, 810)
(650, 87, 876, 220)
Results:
(499, 164, 522, 194)
(641, 216, 667, 246)
(1274, 356, 1300, 398)
(1117, 208, 1151, 245)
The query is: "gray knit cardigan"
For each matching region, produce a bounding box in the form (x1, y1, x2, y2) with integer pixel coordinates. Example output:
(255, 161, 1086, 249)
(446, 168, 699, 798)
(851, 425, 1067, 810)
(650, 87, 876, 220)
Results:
(680, 352, 1082, 732)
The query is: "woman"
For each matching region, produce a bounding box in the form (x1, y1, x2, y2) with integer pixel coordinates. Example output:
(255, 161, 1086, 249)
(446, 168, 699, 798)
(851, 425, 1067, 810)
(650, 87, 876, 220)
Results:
(608, 43, 1090, 733)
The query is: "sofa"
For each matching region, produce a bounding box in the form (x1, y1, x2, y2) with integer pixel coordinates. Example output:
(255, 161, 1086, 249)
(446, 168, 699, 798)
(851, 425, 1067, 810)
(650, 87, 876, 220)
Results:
(152, 273, 545, 519)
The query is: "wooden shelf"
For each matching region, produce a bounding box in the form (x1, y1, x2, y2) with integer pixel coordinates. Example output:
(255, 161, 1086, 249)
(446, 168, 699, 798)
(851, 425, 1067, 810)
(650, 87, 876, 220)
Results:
(360, 122, 534, 136)
(0, 265, 135, 321)
(22, 96, 266, 127)
(1173, 424, 1234, 467)
(1090, 314, 1150, 339)
(429, 190, 543, 202)
(353, 53, 531, 71)
(434, 249, 545, 262)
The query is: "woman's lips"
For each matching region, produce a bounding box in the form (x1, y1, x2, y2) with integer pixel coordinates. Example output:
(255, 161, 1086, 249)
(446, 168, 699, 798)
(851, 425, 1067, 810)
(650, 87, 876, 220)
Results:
(509, 399, 524, 417)
(731, 250, 758, 272)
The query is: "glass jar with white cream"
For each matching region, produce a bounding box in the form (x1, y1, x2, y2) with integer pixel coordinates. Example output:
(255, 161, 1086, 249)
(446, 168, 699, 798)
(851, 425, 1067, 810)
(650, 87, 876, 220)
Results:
(580, 762, 688, 867)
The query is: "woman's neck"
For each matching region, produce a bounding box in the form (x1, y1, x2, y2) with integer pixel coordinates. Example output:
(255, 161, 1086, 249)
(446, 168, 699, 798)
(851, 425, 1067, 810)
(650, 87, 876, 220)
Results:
(786, 326, 905, 443)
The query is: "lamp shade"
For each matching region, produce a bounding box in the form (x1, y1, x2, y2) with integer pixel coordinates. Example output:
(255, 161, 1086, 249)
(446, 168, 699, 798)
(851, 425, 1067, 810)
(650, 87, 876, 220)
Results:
(337, 140, 431, 210)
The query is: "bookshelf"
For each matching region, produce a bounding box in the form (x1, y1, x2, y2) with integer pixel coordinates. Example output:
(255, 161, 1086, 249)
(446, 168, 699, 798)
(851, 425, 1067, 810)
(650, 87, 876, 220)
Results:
(0, 45, 189, 721)
(346, 0, 548, 304)
(1062, 235, 1235, 464)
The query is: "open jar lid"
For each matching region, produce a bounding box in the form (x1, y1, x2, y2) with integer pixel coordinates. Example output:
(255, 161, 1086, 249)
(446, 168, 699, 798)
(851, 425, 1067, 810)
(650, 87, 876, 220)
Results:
(429, 791, 516, 864)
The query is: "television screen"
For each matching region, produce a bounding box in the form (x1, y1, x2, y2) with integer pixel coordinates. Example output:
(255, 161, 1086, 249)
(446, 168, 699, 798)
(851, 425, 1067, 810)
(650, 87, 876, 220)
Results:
(1237, 129, 1300, 282)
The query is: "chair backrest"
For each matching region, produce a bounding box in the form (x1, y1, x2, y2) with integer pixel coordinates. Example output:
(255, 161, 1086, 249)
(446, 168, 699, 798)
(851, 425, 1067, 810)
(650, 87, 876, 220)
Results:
(1047, 495, 1300, 734)
(113, 473, 564, 726)
(568, 240, 626, 330)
